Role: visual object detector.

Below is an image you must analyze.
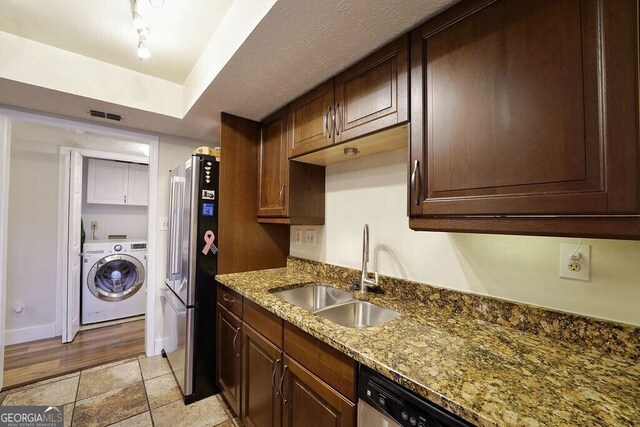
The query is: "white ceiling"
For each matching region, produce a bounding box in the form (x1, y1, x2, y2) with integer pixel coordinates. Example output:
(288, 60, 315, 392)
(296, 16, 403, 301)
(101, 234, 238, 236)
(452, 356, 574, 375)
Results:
(0, 0, 232, 83)
(0, 0, 458, 142)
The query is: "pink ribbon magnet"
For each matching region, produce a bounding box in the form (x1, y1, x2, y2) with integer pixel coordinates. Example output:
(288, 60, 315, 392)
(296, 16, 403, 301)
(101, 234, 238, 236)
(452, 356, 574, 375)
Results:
(202, 230, 218, 255)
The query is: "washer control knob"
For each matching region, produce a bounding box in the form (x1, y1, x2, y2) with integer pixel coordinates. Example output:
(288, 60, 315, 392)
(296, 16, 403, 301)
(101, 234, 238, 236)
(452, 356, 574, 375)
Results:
(409, 417, 417, 426)
(401, 412, 409, 420)
(114, 245, 122, 252)
(378, 396, 386, 406)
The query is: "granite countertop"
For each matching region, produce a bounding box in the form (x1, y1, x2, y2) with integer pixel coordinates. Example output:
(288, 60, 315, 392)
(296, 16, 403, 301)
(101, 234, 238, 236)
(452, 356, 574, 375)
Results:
(216, 265, 640, 427)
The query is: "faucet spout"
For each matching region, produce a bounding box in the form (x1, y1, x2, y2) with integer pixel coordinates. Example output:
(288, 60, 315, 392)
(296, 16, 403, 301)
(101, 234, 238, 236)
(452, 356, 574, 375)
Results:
(359, 224, 378, 293)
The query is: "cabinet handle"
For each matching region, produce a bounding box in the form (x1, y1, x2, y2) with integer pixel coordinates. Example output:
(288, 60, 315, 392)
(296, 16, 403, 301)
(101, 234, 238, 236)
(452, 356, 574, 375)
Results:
(222, 294, 235, 305)
(271, 358, 281, 396)
(335, 102, 341, 135)
(232, 327, 241, 357)
(327, 106, 333, 137)
(279, 364, 288, 404)
(279, 184, 286, 207)
(411, 160, 420, 206)
(324, 107, 329, 138)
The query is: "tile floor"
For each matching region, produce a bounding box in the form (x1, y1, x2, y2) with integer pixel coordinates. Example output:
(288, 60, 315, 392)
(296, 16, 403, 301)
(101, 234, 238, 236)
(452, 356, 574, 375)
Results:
(0, 355, 239, 427)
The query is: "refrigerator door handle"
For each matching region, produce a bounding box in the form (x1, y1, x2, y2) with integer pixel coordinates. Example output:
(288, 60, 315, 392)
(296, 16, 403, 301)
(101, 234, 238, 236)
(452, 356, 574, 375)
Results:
(160, 288, 187, 316)
(168, 176, 184, 280)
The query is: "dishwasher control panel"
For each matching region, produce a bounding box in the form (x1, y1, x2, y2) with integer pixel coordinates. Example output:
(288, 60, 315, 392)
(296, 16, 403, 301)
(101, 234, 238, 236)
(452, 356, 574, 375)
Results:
(358, 365, 472, 427)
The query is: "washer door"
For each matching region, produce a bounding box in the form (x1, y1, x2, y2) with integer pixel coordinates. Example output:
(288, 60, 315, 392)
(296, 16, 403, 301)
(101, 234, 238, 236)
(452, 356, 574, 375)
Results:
(88, 254, 145, 302)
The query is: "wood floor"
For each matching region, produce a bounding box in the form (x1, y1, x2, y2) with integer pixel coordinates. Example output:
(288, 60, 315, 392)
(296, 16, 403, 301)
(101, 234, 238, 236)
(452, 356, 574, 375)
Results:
(2, 319, 145, 390)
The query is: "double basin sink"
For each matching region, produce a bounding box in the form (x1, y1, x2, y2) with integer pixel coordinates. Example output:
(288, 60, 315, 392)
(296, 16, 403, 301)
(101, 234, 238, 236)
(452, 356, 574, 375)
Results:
(272, 285, 400, 329)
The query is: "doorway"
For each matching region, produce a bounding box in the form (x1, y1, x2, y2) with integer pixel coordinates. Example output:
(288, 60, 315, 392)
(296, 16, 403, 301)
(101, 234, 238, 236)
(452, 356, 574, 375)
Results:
(0, 109, 159, 390)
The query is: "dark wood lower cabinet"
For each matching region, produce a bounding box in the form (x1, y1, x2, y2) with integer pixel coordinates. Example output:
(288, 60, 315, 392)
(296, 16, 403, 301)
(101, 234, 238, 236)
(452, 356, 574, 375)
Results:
(242, 325, 283, 427)
(282, 355, 355, 427)
(217, 304, 242, 417)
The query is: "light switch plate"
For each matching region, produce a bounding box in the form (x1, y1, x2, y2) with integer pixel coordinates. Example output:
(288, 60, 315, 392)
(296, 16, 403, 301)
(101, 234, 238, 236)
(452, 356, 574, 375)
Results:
(305, 229, 317, 246)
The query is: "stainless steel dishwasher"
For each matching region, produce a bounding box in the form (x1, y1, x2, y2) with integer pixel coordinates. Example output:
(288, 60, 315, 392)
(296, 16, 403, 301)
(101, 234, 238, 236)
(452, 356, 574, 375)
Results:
(358, 365, 472, 427)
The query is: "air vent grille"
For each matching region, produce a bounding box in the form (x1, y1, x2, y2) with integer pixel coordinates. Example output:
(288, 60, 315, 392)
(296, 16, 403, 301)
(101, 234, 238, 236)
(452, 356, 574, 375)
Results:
(88, 109, 124, 122)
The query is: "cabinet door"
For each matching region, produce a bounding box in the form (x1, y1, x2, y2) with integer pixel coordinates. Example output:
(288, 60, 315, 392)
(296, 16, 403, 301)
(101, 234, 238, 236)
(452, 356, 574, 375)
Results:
(86, 159, 128, 205)
(242, 325, 282, 427)
(217, 305, 242, 417)
(257, 109, 288, 217)
(334, 36, 409, 144)
(126, 164, 149, 206)
(282, 355, 355, 427)
(288, 80, 335, 158)
(410, 0, 639, 222)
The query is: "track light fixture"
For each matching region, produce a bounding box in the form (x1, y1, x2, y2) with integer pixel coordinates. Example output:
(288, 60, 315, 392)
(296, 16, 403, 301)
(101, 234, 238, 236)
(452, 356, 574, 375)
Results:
(132, 0, 151, 60)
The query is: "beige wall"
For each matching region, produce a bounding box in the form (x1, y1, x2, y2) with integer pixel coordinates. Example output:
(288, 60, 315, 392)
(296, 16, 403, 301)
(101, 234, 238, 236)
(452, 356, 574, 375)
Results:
(291, 149, 640, 326)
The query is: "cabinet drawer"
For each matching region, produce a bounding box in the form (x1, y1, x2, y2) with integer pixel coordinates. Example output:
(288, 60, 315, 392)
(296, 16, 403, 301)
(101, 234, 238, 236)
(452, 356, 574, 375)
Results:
(243, 299, 283, 348)
(284, 322, 356, 401)
(217, 284, 243, 318)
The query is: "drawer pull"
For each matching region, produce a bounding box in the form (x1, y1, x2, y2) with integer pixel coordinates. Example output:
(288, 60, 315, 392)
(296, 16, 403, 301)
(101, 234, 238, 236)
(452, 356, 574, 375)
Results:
(222, 294, 236, 304)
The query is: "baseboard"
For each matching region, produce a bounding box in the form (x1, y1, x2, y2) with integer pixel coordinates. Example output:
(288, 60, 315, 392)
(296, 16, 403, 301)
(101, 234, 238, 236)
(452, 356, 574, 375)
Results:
(154, 337, 167, 356)
(5, 323, 57, 345)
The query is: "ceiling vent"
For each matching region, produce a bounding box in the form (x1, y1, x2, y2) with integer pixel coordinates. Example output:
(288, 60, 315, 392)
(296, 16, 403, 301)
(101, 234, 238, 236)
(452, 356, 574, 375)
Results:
(88, 109, 124, 122)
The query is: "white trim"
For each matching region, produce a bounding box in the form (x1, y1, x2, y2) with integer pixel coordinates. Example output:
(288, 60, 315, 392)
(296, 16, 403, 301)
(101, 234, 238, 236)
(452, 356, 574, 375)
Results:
(4, 323, 57, 346)
(68, 148, 148, 165)
(154, 337, 167, 355)
(58, 148, 72, 344)
(146, 139, 159, 356)
(0, 116, 12, 390)
(0, 106, 160, 370)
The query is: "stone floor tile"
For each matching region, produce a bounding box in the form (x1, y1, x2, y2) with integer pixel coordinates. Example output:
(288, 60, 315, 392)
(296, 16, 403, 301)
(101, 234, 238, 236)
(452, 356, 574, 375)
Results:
(152, 394, 229, 427)
(1, 376, 79, 406)
(63, 403, 74, 427)
(144, 373, 182, 409)
(0, 391, 7, 405)
(8, 371, 80, 393)
(108, 411, 153, 426)
(73, 382, 148, 427)
(83, 357, 138, 374)
(77, 360, 142, 400)
(138, 354, 171, 380)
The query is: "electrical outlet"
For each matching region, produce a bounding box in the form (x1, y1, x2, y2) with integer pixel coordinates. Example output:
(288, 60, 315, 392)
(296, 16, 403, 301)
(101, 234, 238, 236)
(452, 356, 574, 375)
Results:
(13, 302, 25, 316)
(305, 229, 317, 246)
(159, 217, 169, 231)
(559, 243, 590, 281)
(294, 228, 303, 245)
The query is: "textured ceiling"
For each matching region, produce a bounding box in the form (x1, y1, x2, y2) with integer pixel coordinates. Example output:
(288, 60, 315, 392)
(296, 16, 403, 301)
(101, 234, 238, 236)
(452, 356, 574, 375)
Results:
(0, 0, 232, 83)
(0, 0, 459, 142)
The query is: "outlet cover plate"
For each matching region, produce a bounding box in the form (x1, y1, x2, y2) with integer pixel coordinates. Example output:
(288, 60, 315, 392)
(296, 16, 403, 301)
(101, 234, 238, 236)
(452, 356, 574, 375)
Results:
(559, 243, 590, 281)
(159, 217, 169, 231)
(294, 228, 303, 245)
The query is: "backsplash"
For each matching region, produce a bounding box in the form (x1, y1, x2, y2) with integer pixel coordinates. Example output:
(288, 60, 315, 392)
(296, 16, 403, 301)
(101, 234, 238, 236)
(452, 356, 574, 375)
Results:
(288, 257, 640, 360)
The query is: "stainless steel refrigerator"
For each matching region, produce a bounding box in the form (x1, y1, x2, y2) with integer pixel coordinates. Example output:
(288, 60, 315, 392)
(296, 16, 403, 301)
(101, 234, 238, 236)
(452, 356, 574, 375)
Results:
(162, 153, 219, 404)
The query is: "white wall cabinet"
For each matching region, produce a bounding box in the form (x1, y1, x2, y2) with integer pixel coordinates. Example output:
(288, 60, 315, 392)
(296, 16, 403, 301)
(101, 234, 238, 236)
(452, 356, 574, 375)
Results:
(86, 159, 148, 206)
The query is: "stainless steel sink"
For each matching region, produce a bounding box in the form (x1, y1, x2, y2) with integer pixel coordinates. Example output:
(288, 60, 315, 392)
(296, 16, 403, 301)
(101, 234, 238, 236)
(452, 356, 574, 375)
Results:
(272, 285, 355, 312)
(315, 300, 400, 328)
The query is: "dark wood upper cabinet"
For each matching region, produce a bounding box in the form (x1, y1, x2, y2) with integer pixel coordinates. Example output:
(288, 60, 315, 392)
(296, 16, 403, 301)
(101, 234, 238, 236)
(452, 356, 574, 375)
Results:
(258, 110, 325, 225)
(289, 80, 335, 158)
(409, 0, 640, 238)
(288, 36, 409, 162)
(334, 36, 409, 144)
(258, 108, 288, 217)
(217, 304, 242, 417)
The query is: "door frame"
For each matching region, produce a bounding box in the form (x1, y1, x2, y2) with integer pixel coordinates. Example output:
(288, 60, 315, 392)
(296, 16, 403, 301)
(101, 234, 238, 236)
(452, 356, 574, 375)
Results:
(58, 147, 149, 344)
(0, 108, 160, 376)
(0, 117, 12, 390)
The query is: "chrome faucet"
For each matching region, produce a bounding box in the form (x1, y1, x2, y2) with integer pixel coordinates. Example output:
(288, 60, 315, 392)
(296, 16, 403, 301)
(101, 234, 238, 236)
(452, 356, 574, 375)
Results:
(359, 224, 379, 293)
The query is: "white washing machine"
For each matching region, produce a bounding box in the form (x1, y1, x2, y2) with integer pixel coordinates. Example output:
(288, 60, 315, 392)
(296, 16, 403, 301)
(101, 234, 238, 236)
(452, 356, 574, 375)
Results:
(82, 239, 147, 325)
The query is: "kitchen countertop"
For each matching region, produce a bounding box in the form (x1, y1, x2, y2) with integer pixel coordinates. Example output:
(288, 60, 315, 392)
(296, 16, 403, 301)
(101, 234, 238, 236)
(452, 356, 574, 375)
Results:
(216, 265, 640, 427)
